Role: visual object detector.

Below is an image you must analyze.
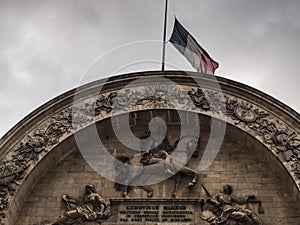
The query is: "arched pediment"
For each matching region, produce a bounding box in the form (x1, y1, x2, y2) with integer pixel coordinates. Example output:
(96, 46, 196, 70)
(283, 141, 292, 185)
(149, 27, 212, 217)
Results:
(0, 71, 299, 224)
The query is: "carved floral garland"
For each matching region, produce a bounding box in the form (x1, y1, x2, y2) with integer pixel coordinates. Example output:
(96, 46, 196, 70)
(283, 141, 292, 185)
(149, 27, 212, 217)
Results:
(188, 88, 300, 182)
(0, 85, 299, 224)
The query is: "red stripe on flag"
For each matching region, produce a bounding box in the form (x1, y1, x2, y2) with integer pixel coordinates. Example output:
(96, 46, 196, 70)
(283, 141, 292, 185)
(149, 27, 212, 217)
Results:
(199, 53, 219, 75)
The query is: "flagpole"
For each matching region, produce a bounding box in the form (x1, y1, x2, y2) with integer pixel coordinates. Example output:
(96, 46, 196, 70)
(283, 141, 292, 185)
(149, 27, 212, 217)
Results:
(161, 0, 168, 71)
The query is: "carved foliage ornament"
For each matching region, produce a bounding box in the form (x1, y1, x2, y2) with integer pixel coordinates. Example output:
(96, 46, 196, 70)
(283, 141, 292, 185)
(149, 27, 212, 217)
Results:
(0, 85, 299, 223)
(188, 87, 300, 183)
(112, 85, 194, 111)
(0, 93, 116, 222)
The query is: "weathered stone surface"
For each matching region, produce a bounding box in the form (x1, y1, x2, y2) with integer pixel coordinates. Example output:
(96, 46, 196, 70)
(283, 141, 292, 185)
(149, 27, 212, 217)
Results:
(0, 71, 299, 224)
(15, 118, 300, 225)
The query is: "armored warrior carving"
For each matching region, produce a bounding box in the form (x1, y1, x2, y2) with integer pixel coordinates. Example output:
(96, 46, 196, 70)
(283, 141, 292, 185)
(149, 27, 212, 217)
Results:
(114, 123, 199, 198)
(200, 184, 264, 225)
(140, 124, 175, 175)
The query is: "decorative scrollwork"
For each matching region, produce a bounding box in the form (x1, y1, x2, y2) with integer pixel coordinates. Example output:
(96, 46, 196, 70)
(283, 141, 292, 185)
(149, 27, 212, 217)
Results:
(225, 98, 269, 125)
(85, 92, 117, 116)
(189, 87, 300, 185)
(1, 84, 300, 223)
(188, 88, 226, 114)
(226, 97, 300, 183)
(0, 92, 117, 223)
(291, 160, 300, 180)
(250, 116, 300, 167)
(113, 85, 194, 111)
(188, 88, 210, 110)
(13, 131, 48, 164)
(136, 85, 178, 109)
(0, 160, 27, 219)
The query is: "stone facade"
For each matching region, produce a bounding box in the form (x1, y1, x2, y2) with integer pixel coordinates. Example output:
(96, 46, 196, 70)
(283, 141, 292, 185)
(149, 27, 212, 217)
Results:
(16, 113, 300, 224)
(0, 71, 299, 224)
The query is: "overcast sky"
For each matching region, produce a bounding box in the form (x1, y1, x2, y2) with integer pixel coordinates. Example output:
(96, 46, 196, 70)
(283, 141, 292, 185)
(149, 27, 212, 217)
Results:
(1, 0, 300, 138)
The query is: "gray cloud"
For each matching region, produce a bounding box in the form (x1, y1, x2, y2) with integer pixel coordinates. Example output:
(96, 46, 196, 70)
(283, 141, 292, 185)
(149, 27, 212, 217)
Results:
(0, 0, 300, 138)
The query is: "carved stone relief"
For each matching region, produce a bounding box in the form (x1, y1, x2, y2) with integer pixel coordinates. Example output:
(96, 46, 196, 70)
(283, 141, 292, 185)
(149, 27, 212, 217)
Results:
(0, 93, 117, 223)
(113, 130, 199, 198)
(0, 84, 299, 223)
(31, 183, 265, 225)
(32, 185, 110, 225)
(200, 184, 264, 225)
(189, 87, 300, 185)
(112, 84, 194, 112)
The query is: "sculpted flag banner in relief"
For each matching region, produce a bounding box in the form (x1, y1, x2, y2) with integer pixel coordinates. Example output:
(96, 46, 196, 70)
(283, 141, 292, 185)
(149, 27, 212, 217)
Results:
(170, 18, 219, 75)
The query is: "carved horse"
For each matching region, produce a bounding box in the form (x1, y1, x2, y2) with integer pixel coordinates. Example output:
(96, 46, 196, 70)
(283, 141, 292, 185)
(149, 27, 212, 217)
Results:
(114, 153, 154, 198)
(168, 136, 199, 197)
(114, 135, 200, 198)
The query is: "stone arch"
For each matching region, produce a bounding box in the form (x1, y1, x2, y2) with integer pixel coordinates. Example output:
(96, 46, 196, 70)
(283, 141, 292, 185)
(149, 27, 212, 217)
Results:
(0, 71, 299, 224)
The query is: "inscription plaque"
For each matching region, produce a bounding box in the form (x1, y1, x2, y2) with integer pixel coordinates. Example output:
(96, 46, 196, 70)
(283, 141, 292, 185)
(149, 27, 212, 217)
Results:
(104, 198, 203, 225)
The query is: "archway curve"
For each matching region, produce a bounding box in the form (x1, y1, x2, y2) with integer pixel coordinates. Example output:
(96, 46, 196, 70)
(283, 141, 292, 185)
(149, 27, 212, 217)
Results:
(0, 71, 299, 224)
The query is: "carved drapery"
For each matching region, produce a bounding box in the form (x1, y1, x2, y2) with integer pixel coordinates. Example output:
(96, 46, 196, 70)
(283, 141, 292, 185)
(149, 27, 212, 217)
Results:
(0, 73, 299, 224)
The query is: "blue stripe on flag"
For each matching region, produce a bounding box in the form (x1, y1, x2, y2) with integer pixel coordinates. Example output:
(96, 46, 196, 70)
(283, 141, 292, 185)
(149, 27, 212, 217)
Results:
(169, 18, 188, 54)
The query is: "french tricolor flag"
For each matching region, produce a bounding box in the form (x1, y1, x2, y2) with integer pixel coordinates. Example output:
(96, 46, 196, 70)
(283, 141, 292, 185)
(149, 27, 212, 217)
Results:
(170, 18, 219, 75)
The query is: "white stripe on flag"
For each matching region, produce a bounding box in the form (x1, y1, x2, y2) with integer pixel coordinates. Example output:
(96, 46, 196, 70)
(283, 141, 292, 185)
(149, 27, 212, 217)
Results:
(184, 35, 201, 71)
